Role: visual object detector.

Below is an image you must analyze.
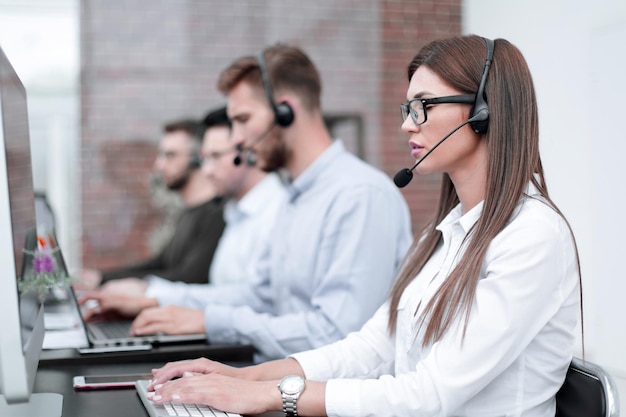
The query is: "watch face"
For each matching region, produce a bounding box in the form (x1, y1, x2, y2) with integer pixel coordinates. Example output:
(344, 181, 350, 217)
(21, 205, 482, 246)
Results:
(280, 376, 305, 395)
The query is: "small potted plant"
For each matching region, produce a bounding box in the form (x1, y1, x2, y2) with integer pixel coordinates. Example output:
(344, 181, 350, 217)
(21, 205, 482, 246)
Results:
(18, 234, 73, 300)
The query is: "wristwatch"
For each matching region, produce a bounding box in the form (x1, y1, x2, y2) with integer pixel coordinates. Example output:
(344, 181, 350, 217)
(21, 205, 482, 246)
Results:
(278, 375, 305, 417)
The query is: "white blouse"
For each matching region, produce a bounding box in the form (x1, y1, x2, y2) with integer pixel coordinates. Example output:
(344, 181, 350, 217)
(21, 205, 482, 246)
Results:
(292, 186, 580, 417)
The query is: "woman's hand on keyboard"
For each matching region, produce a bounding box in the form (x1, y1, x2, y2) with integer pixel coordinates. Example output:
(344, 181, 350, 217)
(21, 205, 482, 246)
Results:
(149, 373, 278, 416)
(148, 358, 244, 390)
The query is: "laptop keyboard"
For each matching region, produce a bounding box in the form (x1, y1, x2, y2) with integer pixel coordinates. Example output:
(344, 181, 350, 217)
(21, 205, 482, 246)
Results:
(89, 320, 133, 339)
(135, 379, 241, 417)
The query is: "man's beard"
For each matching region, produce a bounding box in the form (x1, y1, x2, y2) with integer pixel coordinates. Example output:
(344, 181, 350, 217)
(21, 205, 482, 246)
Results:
(257, 129, 289, 173)
(165, 168, 192, 191)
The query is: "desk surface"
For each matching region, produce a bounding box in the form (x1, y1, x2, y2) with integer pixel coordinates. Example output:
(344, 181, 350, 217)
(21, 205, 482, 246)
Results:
(40, 343, 254, 367)
(36, 291, 261, 415)
(36, 361, 164, 417)
(35, 342, 256, 417)
(34, 361, 288, 417)
(36, 353, 258, 417)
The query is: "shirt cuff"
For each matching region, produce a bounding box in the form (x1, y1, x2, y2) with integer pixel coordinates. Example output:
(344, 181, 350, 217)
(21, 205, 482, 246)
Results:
(290, 349, 329, 380)
(325, 379, 362, 417)
(144, 275, 169, 302)
(145, 275, 190, 306)
(204, 304, 238, 344)
(291, 351, 362, 417)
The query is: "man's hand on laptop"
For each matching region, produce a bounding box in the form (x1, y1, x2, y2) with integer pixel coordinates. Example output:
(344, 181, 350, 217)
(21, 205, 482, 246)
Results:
(131, 306, 205, 336)
(78, 291, 159, 321)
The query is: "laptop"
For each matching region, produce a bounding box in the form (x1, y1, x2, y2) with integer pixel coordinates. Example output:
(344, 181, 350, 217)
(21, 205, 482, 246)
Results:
(135, 379, 242, 417)
(46, 234, 207, 351)
(67, 285, 208, 349)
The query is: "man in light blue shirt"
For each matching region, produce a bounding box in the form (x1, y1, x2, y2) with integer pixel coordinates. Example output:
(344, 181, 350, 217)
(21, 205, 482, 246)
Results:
(81, 106, 285, 302)
(89, 44, 412, 361)
(146, 106, 287, 291)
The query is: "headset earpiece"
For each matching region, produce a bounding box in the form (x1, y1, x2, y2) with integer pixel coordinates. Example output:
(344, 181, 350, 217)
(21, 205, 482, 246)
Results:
(469, 37, 494, 134)
(274, 102, 295, 127)
(257, 52, 295, 127)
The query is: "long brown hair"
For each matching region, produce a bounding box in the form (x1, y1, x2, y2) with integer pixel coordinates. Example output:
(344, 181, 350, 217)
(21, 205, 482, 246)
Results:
(388, 35, 582, 346)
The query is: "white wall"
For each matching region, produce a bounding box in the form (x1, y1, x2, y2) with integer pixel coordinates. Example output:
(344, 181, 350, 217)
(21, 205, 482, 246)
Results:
(0, 1, 81, 272)
(464, 0, 626, 401)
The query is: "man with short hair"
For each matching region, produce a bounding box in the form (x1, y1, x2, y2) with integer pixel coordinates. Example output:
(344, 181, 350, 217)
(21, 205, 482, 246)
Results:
(78, 119, 225, 289)
(146, 106, 286, 292)
(84, 45, 413, 361)
(80, 107, 286, 310)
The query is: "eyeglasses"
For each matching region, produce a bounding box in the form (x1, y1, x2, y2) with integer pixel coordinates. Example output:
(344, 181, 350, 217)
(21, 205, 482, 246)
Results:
(400, 94, 476, 125)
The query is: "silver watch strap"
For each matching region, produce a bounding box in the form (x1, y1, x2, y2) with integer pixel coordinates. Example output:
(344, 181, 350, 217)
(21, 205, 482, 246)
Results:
(283, 396, 298, 417)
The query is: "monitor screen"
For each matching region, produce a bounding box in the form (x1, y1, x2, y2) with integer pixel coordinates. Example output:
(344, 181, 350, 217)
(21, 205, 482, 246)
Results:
(0, 46, 38, 353)
(0, 44, 62, 415)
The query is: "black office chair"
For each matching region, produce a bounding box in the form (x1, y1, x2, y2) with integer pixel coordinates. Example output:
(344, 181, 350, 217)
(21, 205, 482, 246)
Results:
(556, 357, 620, 417)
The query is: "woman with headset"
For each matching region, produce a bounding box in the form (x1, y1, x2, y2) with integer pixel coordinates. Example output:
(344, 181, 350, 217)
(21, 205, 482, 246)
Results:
(144, 35, 581, 417)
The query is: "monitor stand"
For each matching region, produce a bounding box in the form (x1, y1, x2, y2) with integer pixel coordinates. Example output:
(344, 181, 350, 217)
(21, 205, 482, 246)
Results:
(0, 393, 63, 417)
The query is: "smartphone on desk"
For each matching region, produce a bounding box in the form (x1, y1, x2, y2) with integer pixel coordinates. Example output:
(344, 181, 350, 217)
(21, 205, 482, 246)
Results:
(73, 373, 154, 390)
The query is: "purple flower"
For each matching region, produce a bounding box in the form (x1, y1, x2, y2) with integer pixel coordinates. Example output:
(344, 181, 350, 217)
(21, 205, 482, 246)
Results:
(33, 253, 56, 273)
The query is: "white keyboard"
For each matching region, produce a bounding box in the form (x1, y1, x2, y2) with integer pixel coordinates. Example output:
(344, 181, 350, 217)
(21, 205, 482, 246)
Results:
(135, 379, 241, 417)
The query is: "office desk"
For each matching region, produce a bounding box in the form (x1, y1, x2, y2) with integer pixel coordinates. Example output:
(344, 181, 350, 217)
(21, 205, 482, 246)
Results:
(34, 362, 286, 417)
(36, 360, 166, 417)
(35, 343, 256, 416)
(36, 351, 259, 416)
(40, 343, 254, 367)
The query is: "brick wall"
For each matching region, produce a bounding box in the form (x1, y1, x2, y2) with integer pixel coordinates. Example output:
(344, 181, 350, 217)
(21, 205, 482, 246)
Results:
(380, 0, 462, 235)
(80, 0, 460, 269)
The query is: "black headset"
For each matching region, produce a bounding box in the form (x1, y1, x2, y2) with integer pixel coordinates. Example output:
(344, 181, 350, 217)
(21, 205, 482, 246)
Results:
(257, 52, 295, 127)
(469, 37, 494, 134)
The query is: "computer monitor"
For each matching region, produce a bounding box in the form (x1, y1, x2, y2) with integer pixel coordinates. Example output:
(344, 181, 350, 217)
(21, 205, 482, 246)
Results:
(0, 45, 62, 416)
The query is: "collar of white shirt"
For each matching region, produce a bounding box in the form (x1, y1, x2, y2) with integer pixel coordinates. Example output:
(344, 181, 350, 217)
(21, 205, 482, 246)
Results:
(435, 180, 542, 235)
